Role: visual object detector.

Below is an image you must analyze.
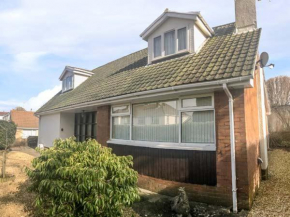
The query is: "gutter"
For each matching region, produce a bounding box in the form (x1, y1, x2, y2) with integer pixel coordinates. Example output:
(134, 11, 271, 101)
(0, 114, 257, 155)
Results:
(222, 83, 238, 213)
(36, 75, 253, 116)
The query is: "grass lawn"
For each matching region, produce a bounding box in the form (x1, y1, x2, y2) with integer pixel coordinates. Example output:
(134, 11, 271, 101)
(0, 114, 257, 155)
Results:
(0, 147, 289, 216)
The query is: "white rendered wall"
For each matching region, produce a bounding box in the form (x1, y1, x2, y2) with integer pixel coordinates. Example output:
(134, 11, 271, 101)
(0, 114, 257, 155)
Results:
(259, 68, 269, 170)
(74, 74, 89, 88)
(60, 113, 75, 139)
(38, 113, 61, 147)
(194, 25, 207, 52)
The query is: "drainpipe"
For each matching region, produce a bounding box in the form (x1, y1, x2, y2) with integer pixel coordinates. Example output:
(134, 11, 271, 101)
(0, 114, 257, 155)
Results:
(222, 83, 238, 213)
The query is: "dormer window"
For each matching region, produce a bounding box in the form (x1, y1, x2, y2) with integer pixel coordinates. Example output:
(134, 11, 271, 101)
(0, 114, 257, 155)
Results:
(153, 27, 188, 59)
(59, 66, 94, 93)
(62, 75, 73, 92)
(140, 10, 214, 64)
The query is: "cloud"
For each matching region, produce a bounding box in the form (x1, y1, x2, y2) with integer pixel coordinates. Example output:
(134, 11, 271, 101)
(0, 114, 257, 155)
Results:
(22, 85, 61, 111)
(13, 51, 47, 71)
(0, 85, 61, 112)
(0, 0, 289, 111)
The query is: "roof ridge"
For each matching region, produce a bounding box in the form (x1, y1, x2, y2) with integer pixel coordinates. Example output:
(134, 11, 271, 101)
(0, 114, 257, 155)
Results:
(212, 22, 235, 29)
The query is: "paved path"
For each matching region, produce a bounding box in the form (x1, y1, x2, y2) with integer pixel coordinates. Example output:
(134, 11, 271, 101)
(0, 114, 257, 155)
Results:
(249, 149, 290, 217)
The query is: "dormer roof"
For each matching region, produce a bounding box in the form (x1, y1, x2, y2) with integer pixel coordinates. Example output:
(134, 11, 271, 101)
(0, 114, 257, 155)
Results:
(59, 66, 94, 81)
(140, 10, 214, 41)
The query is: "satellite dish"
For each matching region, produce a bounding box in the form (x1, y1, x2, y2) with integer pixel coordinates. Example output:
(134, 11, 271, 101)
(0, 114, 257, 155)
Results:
(260, 52, 269, 68)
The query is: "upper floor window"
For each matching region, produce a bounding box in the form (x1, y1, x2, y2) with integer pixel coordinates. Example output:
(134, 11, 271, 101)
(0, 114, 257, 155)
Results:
(63, 76, 73, 92)
(153, 27, 187, 59)
(178, 27, 187, 51)
(154, 36, 161, 58)
(164, 30, 175, 55)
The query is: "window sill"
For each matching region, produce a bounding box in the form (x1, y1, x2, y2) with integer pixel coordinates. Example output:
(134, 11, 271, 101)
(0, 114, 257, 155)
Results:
(107, 139, 216, 151)
(62, 88, 73, 93)
(152, 50, 190, 63)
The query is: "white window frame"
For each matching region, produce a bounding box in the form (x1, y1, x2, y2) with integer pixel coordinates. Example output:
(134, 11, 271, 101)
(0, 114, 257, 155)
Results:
(110, 104, 132, 140)
(109, 93, 216, 151)
(62, 75, 74, 92)
(152, 26, 189, 62)
(153, 35, 162, 58)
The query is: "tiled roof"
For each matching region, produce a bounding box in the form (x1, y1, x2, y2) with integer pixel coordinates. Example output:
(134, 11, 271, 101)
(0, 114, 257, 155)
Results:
(37, 23, 261, 114)
(0, 112, 8, 116)
(10, 110, 39, 129)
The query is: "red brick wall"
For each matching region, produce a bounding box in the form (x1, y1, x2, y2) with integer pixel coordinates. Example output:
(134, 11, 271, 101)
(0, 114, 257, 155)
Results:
(215, 89, 251, 209)
(96, 105, 110, 146)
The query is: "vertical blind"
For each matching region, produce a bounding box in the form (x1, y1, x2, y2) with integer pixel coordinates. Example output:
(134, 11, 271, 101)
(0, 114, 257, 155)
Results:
(164, 30, 175, 56)
(132, 101, 179, 143)
(154, 36, 161, 58)
(181, 110, 214, 143)
(178, 27, 187, 51)
(112, 116, 130, 140)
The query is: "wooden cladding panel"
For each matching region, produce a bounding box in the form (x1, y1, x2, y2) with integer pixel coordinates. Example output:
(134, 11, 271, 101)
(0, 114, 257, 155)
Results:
(108, 144, 217, 186)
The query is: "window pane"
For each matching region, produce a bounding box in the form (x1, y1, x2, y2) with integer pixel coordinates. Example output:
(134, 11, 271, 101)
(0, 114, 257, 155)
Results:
(178, 27, 187, 51)
(112, 105, 129, 114)
(164, 30, 175, 55)
(132, 101, 179, 143)
(181, 110, 214, 143)
(182, 96, 212, 108)
(112, 116, 130, 140)
(154, 36, 161, 58)
(74, 112, 97, 142)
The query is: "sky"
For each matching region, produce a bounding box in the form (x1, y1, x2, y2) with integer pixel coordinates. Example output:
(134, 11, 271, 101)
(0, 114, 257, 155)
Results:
(0, 0, 289, 112)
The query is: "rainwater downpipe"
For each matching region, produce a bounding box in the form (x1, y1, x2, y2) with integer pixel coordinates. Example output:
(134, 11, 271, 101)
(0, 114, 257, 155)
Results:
(222, 83, 238, 213)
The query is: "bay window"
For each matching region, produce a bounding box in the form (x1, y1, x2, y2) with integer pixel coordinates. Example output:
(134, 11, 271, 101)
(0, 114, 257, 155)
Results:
(110, 94, 215, 150)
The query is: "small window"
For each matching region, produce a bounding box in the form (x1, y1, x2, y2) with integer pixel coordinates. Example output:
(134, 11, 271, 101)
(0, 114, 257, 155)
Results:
(63, 76, 73, 92)
(164, 30, 175, 56)
(112, 105, 130, 114)
(178, 27, 187, 51)
(154, 36, 161, 58)
(182, 96, 212, 108)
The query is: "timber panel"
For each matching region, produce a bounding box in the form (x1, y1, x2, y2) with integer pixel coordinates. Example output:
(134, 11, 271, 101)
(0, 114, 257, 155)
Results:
(108, 144, 217, 186)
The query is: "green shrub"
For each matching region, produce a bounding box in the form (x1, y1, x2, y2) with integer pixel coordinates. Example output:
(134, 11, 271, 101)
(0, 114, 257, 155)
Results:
(0, 120, 17, 150)
(26, 138, 140, 217)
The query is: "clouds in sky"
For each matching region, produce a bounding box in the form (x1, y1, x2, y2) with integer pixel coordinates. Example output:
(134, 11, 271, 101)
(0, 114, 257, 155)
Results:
(0, 0, 289, 112)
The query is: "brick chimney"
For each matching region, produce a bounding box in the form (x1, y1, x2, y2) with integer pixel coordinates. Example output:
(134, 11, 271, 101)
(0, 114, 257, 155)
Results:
(235, 0, 257, 33)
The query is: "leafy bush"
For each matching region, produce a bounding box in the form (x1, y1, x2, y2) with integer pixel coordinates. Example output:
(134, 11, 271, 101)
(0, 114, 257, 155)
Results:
(0, 120, 17, 150)
(26, 138, 140, 217)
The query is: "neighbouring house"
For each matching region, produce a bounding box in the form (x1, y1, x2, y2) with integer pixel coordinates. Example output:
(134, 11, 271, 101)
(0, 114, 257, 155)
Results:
(36, 0, 270, 211)
(5, 109, 39, 145)
(0, 112, 8, 120)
